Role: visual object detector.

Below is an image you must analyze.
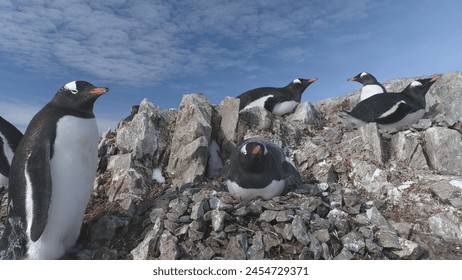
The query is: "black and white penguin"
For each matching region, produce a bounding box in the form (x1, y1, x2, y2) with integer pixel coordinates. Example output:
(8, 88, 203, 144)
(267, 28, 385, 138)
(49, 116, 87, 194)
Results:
(348, 72, 387, 101)
(338, 75, 441, 132)
(225, 138, 302, 202)
(237, 77, 318, 116)
(124, 105, 139, 123)
(0, 116, 23, 186)
(0, 81, 108, 260)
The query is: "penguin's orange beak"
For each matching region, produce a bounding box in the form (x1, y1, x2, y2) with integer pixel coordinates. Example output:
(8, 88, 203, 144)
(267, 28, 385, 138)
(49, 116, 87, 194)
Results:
(251, 146, 261, 155)
(308, 78, 318, 83)
(430, 75, 442, 83)
(347, 77, 357, 82)
(90, 87, 109, 95)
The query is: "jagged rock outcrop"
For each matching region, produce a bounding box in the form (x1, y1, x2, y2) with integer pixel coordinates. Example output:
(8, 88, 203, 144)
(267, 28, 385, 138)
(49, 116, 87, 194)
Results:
(2, 72, 462, 260)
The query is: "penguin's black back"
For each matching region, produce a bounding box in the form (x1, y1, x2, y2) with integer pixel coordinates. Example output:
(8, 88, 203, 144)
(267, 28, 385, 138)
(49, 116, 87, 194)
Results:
(237, 86, 294, 111)
(346, 92, 422, 124)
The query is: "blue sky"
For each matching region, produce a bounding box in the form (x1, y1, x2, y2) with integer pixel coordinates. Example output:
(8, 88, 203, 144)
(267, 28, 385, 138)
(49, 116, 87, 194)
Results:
(1, 0, 461, 132)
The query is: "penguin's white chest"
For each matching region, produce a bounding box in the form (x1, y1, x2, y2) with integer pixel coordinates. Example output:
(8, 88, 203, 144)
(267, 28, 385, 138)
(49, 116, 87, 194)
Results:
(272, 101, 299, 116)
(360, 85, 384, 101)
(226, 179, 286, 203)
(27, 116, 99, 259)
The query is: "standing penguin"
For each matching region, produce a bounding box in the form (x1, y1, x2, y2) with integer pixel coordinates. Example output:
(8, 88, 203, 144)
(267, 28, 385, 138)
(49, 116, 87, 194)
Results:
(0, 81, 108, 260)
(0, 116, 23, 186)
(237, 77, 318, 116)
(338, 75, 441, 132)
(225, 138, 302, 202)
(348, 72, 387, 101)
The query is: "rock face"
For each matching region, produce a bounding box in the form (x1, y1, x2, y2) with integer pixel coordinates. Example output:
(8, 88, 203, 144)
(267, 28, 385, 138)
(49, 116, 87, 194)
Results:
(3, 72, 462, 260)
(166, 94, 213, 186)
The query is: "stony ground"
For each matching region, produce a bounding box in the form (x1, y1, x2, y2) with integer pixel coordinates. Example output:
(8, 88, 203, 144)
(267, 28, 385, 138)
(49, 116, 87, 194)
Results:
(1, 72, 462, 260)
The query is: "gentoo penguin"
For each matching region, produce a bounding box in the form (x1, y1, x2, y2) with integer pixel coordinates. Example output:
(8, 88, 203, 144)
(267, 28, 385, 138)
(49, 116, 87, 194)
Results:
(0, 81, 108, 260)
(124, 105, 140, 123)
(348, 72, 387, 101)
(237, 77, 318, 116)
(0, 116, 23, 186)
(225, 138, 302, 202)
(338, 75, 441, 132)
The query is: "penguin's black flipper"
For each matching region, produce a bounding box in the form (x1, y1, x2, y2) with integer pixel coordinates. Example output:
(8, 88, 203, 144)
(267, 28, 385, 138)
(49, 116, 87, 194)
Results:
(0, 139, 10, 178)
(282, 161, 303, 187)
(26, 142, 52, 242)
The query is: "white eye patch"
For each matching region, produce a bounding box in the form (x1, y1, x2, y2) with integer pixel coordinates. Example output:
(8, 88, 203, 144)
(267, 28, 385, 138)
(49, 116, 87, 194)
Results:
(240, 143, 247, 155)
(64, 81, 78, 94)
(410, 81, 423, 87)
(293, 79, 301, 84)
(360, 72, 368, 78)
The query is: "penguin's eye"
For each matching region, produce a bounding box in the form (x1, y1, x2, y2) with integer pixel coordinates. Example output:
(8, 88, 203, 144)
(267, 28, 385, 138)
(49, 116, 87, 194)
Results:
(70, 89, 78, 94)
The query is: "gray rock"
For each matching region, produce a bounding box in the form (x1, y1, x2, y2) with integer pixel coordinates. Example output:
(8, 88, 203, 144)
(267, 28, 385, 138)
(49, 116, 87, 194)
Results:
(191, 200, 209, 220)
(427, 72, 462, 125)
(225, 234, 248, 259)
(390, 238, 425, 260)
(247, 231, 265, 260)
(217, 97, 240, 155)
(430, 180, 462, 208)
(274, 223, 294, 241)
(91, 215, 125, 244)
(391, 131, 428, 169)
(342, 188, 359, 207)
(428, 212, 462, 242)
(159, 232, 179, 260)
(130, 218, 164, 260)
(106, 168, 146, 213)
(168, 196, 190, 218)
(259, 210, 279, 222)
(313, 229, 330, 243)
(167, 94, 213, 186)
(391, 222, 413, 239)
(424, 127, 462, 175)
(334, 247, 354, 260)
(117, 99, 172, 163)
(376, 229, 401, 249)
(365, 238, 383, 256)
(341, 231, 366, 254)
(199, 246, 215, 260)
(285, 102, 326, 127)
(276, 209, 295, 222)
(308, 235, 323, 260)
(292, 215, 310, 245)
(211, 210, 227, 232)
(107, 154, 133, 175)
(263, 232, 280, 252)
(359, 123, 383, 164)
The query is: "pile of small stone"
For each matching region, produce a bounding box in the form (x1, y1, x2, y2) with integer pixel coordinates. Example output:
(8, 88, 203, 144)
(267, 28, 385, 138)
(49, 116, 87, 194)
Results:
(125, 181, 426, 260)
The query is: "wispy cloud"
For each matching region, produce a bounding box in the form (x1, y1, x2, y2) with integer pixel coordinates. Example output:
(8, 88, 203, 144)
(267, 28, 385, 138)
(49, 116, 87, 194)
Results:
(0, 0, 374, 86)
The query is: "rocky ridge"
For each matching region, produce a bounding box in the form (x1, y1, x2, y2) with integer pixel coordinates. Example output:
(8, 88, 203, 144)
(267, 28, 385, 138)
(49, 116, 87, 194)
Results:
(1, 72, 462, 260)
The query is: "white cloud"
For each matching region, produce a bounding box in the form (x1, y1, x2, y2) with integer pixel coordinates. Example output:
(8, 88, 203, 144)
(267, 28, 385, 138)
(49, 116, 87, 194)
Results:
(0, 99, 41, 132)
(0, 0, 375, 86)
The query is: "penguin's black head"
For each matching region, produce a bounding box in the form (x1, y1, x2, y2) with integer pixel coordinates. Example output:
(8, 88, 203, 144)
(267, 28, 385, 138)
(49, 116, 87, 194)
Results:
(347, 72, 379, 85)
(52, 81, 109, 115)
(287, 77, 318, 95)
(403, 75, 441, 101)
(238, 141, 268, 172)
(131, 105, 140, 115)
